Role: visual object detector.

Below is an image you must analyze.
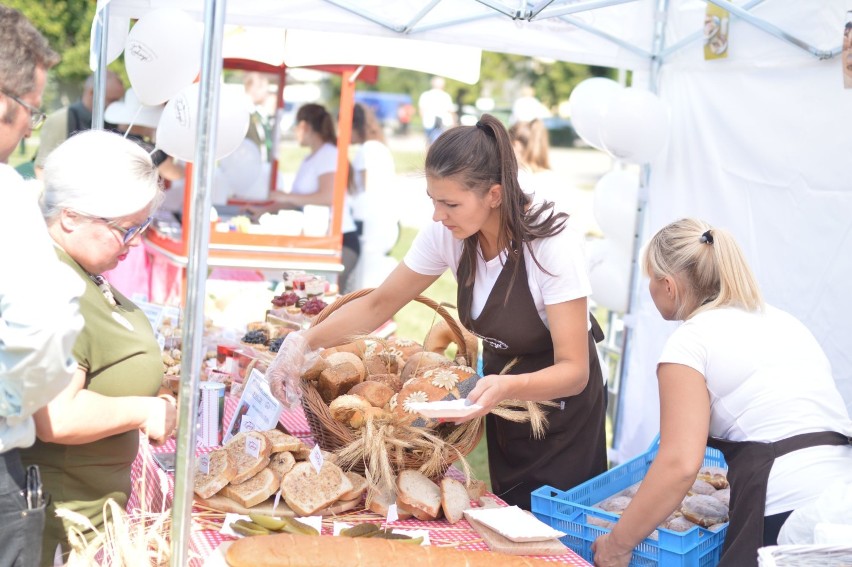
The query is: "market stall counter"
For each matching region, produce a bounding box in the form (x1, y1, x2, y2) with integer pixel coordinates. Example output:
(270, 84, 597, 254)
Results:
(127, 395, 591, 566)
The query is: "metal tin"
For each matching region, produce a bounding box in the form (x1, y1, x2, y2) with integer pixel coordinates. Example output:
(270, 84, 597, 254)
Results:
(197, 381, 226, 447)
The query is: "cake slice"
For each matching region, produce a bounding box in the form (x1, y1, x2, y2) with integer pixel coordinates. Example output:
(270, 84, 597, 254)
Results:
(193, 449, 237, 500)
(221, 468, 279, 508)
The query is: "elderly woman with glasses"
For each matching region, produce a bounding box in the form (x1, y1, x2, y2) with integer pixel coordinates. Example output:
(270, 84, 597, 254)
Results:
(20, 130, 177, 565)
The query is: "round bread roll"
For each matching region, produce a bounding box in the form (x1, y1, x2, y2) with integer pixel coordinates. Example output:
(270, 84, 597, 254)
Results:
(598, 495, 632, 514)
(697, 466, 729, 489)
(323, 352, 366, 381)
(363, 352, 401, 376)
(348, 380, 395, 408)
(301, 356, 328, 382)
(688, 478, 717, 496)
(400, 351, 453, 382)
(367, 373, 402, 393)
(329, 394, 372, 425)
(680, 494, 729, 527)
(423, 318, 479, 366)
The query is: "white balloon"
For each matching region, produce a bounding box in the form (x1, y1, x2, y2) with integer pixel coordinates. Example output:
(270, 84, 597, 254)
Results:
(219, 139, 262, 196)
(568, 78, 623, 150)
(593, 170, 640, 246)
(586, 238, 632, 313)
(125, 8, 202, 105)
(600, 88, 670, 164)
(156, 83, 250, 163)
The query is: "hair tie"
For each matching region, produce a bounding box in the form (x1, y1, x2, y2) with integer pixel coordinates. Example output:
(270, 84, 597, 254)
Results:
(700, 230, 714, 245)
(475, 121, 495, 138)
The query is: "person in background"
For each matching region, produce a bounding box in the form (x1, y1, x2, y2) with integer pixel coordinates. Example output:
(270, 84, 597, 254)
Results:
(349, 103, 399, 289)
(34, 70, 125, 175)
(0, 5, 84, 566)
(266, 103, 360, 294)
(270, 114, 607, 510)
(21, 130, 177, 565)
(418, 76, 455, 145)
(591, 218, 852, 567)
(243, 72, 273, 162)
(509, 85, 550, 125)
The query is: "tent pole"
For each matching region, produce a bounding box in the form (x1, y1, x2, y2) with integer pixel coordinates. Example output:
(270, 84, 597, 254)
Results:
(708, 0, 834, 58)
(170, 0, 227, 565)
(612, 0, 669, 461)
(91, 2, 109, 130)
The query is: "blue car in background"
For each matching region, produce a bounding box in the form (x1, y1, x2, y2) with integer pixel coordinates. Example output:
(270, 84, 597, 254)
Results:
(354, 91, 414, 134)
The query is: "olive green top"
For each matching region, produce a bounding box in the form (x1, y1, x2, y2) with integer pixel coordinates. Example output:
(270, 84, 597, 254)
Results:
(21, 247, 162, 564)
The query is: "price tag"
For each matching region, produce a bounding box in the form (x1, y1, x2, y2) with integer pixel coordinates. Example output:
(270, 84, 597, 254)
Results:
(198, 454, 210, 475)
(387, 503, 399, 523)
(245, 435, 261, 459)
(272, 489, 282, 512)
(309, 444, 324, 474)
(240, 415, 259, 433)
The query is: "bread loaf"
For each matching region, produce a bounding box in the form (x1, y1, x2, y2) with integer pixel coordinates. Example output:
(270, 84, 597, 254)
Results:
(363, 352, 400, 376)
(225, 533, 563, 567)
(323, 351, 366, 381)
(318, 362, 363, 402)
(347, 381, 395, 408)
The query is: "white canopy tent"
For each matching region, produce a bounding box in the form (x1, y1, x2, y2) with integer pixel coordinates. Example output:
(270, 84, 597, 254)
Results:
(91, 1, 852, 564)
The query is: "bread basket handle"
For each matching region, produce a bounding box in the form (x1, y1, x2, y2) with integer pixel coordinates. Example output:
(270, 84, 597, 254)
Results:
(310, 288, 470, 363)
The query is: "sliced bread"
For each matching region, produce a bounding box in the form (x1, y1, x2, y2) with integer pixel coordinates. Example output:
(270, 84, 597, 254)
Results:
(225, 431, 273, 484)
(366, 485, 413, 520)
(222, 468, 279, 508)
(267, 451, 296, 480)
(193, 449, 237, 500)
(282, 461, 353, 516)
(397, 498, 442, 521)
(262, 429, 303, 453)
(397, 470, 441, 520)
(340, 471, 368, 501)
(440, 477, 471, 524)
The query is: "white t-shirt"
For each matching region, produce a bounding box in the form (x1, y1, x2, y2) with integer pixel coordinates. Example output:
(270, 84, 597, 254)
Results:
(289, 142, 356, 234)
(418, 88, 454, 130)
(403, 219, 591, 328)
(659, 305, 852, 515)
(351, 140, 396, 222)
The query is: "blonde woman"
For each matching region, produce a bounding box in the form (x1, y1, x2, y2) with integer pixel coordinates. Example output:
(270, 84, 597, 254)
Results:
(592, 218, 852, 567)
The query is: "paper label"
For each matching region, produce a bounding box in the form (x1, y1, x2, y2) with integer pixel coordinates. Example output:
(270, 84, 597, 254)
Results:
(272, 490, 282, 512)
(245, 435, 261, 458)
(223, 369, 282, 443)
(198, 454, 210, 474)
(240, 415, 259, 433)
(387, 503, 399, 523)
(309, 444, 324, 474)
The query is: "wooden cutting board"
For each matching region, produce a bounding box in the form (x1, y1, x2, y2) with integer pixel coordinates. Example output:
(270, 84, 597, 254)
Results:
(465, 516, 568, 556)
(197, 494, 361, 517)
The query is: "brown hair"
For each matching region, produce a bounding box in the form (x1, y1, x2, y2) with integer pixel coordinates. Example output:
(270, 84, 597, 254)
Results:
(352, 103, 385, 144)
(508, 119, 551, 172)
(0, 5, 59, 123)
(643, 218, 764, 319)
(425, 113, 568, 302)
(296, 103, 336, 145)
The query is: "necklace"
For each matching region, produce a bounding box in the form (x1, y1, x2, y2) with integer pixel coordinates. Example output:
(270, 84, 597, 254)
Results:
(89, 274, 117, 307)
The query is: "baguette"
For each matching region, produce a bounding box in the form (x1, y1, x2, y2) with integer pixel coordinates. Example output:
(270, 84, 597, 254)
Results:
(225, 533, 562, 567)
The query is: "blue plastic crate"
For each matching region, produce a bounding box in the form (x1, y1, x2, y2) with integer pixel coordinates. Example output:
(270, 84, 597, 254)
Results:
(531, 443, 728, 567)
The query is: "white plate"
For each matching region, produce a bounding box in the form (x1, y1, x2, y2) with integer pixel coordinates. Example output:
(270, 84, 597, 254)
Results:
(463, 506, 566, 543)
(406, 399, 483, 419)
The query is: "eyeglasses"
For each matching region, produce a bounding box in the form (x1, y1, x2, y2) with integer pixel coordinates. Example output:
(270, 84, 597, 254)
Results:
(1, 89, 46, 130)
(99, 216, 154, 244)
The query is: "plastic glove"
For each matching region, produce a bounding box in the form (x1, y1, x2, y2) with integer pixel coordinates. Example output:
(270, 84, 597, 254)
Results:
(266, 331, 317, 408)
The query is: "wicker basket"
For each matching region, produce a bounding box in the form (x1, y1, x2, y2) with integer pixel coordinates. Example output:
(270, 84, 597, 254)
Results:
(300, 288, 483, 475)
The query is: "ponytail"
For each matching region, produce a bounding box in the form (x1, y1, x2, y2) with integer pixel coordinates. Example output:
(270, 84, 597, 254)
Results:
(643, 218, 763, 319)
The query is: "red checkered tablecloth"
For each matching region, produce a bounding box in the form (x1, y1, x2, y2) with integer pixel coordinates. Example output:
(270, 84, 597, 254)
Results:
(127, 394, 591, 566)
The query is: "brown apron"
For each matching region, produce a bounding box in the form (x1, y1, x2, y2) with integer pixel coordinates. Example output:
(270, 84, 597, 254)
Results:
(707, 431, 851, 566)
(457, 247, 607, 510)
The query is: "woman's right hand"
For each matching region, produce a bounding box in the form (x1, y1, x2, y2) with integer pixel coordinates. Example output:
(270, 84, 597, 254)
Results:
(142, 395, 178, 445)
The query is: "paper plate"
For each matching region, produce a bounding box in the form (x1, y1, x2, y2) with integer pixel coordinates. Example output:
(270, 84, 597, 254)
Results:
(406, 399, 483, 419)
(464, 506, 566, 543)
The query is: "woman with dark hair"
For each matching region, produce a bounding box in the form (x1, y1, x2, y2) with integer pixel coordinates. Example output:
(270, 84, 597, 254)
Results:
(269, 103, 360, 293)
(269, 114, 607, 510)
